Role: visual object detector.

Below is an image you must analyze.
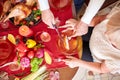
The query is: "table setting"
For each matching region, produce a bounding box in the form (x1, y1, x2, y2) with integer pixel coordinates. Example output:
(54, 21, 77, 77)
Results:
(0, 0, 82, 80)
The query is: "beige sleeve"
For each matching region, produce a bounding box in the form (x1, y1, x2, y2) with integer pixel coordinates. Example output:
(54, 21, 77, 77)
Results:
(105, 59, 120, 74)
(81, 0, 105, 24)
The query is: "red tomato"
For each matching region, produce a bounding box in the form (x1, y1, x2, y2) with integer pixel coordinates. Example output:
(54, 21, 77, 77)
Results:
(36, 16, 41, 20)
(27, 51, 34, 59)
(29, 21, 34, 26)
(40, 32, 51, 42)
(22, 20, 27, 25)
(33, 7, 37, 11)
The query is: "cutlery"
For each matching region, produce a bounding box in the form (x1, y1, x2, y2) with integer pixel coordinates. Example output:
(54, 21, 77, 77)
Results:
(52, 24, 63, 41)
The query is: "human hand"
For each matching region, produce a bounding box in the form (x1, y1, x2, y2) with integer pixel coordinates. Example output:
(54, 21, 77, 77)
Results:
(62, 56, 80, 68)
(59, 19, 89, 38)
(41, 9, 55, 29)
(71, 21, 89, 37)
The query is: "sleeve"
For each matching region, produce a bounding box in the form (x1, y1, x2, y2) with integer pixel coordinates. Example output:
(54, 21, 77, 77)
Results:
(38, 0, 50, 11)
(105, 59, 120, 74)
(81, 0, 105, 24)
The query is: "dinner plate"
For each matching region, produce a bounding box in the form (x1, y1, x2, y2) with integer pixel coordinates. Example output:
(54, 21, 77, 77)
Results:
(0, 38, 16, 66)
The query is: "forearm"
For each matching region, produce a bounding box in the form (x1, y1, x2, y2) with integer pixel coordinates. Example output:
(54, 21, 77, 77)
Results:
(38, 0, 50, 11)
(77, 60, 110, 73)
(81, 0, 105, 25)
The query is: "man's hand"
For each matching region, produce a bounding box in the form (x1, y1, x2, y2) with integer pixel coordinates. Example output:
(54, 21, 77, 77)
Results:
(59, 19, 89, 38)
(41, 9, 55, 29)
(71, 21, 88, 37)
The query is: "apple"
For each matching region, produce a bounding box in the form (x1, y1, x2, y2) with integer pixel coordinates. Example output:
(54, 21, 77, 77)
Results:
(27, 51, 34, 59)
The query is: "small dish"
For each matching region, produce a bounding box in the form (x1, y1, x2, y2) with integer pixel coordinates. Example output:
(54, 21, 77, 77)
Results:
(57, 36, 82, 56)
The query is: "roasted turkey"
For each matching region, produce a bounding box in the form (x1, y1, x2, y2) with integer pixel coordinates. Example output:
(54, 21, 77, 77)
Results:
(4, 3, 32, 25)
(1, 0, 37, 25)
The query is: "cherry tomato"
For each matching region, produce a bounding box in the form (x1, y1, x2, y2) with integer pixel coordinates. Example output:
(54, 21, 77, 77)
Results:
(29, 21, 34, 26)
(27, 51, 34, 59)
(33, 7, 37, 11)
(22, 20, 27, 25)
(36, 16, 41, 20)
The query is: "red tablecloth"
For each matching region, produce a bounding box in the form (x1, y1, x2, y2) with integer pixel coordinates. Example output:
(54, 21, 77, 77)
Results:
(0, 3, 79, 77)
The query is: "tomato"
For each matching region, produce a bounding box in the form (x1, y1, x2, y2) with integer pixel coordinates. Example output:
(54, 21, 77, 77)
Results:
(33, 7, 37, 11)
(29, 21, 34, 26)
(40, 32, 51, 42)
(36, 16, 41, 20)
(27, 51, 34, 59)
(22, 20, 27, 25)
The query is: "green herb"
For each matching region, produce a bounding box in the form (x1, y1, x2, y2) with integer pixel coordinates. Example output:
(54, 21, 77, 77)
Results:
(30, 58, 43, 72)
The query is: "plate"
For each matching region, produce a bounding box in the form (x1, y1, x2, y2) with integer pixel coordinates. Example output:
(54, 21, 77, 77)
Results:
(57, 37, 82, 56)
(0, 38, 16, 66)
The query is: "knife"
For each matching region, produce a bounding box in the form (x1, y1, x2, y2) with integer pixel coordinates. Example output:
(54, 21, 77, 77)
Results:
(52, 24, 63, 41)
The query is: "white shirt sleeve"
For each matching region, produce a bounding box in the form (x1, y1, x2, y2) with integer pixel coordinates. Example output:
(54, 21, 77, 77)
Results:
(38, 0, 50, 11)
(81, 0, 105, 24)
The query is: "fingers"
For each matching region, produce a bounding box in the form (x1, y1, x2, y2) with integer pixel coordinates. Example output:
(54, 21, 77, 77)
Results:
(59, 24, 73, 28)
(66, 56, 75, 59)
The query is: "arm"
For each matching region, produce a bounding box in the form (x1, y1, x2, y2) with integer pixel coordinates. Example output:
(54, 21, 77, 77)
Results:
(37, 0, 55, 29)
(71, 0, 105, 37)
(38, 0, 49, 11)
(63, 56, 110, 73)
(81, 0, 105, 25)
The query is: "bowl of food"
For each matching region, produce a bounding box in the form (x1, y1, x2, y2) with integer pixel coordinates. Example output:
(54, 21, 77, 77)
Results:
(57, 35, 82, 56)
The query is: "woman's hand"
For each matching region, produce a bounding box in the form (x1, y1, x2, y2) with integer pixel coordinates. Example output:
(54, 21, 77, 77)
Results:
(41, 9, 55, 29)
(62, 56, 80, 68)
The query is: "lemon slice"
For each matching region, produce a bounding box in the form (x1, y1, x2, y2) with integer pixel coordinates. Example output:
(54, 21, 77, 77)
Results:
(44, 51, 52, 64)
(7, 34, 16, 45)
